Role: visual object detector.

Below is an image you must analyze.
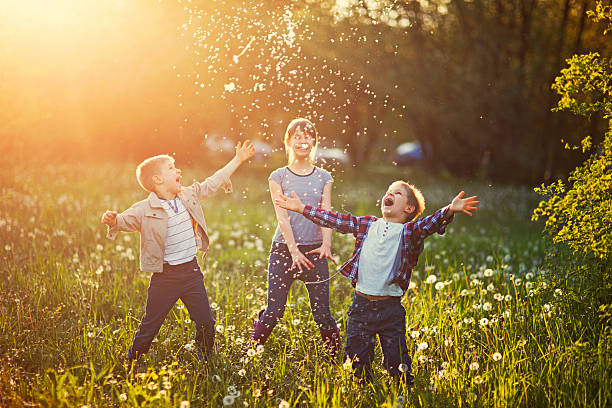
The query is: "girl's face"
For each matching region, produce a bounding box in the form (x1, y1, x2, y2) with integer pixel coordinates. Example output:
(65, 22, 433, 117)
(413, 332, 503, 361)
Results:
(289, 127, 315, 158)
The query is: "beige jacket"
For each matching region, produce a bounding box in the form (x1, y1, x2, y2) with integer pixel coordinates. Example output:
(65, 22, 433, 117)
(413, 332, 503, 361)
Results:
(106, 168, 232, 272)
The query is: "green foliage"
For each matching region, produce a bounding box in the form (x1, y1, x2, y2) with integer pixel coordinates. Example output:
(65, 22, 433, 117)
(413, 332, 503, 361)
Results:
(532, 0, 612, 356)
(533, 1, 612, 263)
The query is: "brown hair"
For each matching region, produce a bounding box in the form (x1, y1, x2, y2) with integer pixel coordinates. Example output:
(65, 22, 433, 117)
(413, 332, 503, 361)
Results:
(391, 180, 425, 222)
(283, 118, 319, 164)
(135, 154, 174, 192)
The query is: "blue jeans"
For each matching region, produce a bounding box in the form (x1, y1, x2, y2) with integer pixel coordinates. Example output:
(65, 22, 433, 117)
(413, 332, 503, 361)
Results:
(129, 258, 215, 357)
(345, 293, 411, 379)
(259, 242, 337, 331)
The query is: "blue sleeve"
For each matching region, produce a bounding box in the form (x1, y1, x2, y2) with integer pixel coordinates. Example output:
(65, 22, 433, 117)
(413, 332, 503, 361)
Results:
(268, 168, 284, 185)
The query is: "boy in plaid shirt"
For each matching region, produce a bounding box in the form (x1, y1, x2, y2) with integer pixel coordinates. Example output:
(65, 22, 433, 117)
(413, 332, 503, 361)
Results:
(274, 181, 479, 383)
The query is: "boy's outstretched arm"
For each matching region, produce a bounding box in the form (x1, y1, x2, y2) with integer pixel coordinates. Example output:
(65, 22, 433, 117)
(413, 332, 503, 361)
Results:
(194, 140, 255, 200)
(275, 192, 367, 235)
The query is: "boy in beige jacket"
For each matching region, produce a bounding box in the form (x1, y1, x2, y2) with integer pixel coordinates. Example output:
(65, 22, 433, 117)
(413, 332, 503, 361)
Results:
(101, 140, 254, 366)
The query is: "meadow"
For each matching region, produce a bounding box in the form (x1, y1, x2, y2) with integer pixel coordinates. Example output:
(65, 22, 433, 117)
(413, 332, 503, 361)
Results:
(0, 161, 609, 408)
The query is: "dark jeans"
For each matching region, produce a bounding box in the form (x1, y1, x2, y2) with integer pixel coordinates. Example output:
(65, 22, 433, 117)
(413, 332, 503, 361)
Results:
(345, 293, 411, 379)
(259, 242, 337, 331)
(129, 258, 215, 357)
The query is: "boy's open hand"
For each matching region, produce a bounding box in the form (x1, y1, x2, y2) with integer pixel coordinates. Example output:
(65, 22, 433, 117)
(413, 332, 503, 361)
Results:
(274, 191, 305, 213)
(450, 191, 479, 216)
(235, 140, 255, 162)
(101, 210, 118, 226)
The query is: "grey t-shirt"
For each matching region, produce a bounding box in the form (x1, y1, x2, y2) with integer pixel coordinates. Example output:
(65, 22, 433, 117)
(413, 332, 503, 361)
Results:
(269, 166, 333, 245)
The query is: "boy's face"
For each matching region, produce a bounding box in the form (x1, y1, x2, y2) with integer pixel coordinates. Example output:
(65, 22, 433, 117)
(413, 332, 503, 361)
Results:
(153, 159, 182, 194)
(380, 182, 414, 222)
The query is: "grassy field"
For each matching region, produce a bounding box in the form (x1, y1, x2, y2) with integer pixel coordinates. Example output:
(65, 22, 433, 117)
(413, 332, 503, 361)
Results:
(0, 161, 609, 407)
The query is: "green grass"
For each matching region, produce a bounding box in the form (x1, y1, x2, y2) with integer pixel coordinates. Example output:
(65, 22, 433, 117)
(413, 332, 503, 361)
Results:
(0, 162, 609, 407)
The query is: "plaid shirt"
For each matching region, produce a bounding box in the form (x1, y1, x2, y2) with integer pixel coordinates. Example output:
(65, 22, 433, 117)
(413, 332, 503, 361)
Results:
(302, 205, 454, 292)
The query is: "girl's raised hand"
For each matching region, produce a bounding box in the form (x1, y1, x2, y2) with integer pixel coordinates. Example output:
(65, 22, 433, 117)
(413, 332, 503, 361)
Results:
(235, 139, 255, 162)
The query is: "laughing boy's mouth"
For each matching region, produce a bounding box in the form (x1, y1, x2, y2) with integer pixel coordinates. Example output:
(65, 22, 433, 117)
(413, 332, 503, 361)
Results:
(383, 196, 394, 207)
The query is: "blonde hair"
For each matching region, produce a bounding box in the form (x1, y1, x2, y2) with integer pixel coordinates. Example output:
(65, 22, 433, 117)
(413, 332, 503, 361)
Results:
(283, 118, 319, 165)
(391, 180, 425, 221)
(136, 154, 174, 192)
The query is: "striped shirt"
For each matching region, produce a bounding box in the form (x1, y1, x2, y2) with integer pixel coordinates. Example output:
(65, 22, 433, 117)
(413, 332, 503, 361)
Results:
(160, 197, 197, 265)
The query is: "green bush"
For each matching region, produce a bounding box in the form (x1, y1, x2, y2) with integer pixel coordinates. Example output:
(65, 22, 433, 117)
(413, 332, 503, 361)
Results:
(532, 2, 612, 319)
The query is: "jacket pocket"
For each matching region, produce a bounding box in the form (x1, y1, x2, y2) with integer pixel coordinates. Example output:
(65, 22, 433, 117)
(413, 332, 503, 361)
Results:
(142, 239, 162, 263)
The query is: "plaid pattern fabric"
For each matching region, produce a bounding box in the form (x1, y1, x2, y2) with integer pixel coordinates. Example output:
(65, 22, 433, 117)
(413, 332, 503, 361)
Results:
(302, 205, 454, 292)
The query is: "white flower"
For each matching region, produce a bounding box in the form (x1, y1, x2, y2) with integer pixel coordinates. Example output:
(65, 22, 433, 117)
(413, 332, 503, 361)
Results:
(494, 293, 503, 301)
(426, 275, 437, 284)
(223, 395, 235, 406)
(119, 393, 127, 401)
(408, 281, 417, 290)
(278, 400, 290, 408)
(444, 337, 453, 347)
(435, 282, 445, 291)
(526, 282, 534, 290)
(484, 268, 494, 277)
(514, 278, 522, 286)
(398, 363, 409, 373)
(227, 385, 239, 396)
(469, 362, 479, 371)
(479, 318, 489, 327)
(492, 352, 502, 361)
(417, 341, 429, 351)
(483, 302, 492, 311)
(504, 295, 512, 302)
(452, 272, 461, 281)
(474, 375, 484, 384)
(212, 375, 222, 383)
(246, 348, 256, 357)
(525, 272, 534, 280)
(238, 369, 246, 377)
(396, 395, 407, 407)
(411, 330, 420, 339)
(487, 283, 495, 291)
(486, 255, 494, 263)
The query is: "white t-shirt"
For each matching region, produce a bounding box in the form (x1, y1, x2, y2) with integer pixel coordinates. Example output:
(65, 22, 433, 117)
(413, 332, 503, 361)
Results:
(355, 219, 404, 297)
